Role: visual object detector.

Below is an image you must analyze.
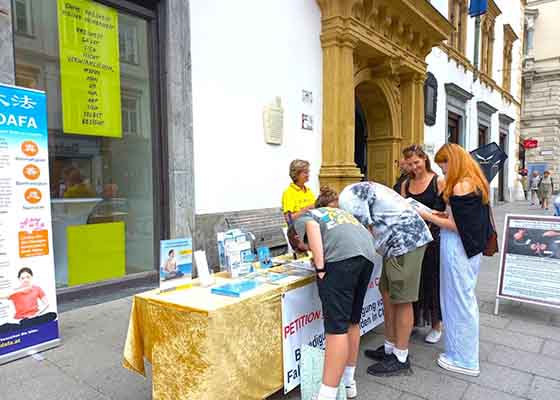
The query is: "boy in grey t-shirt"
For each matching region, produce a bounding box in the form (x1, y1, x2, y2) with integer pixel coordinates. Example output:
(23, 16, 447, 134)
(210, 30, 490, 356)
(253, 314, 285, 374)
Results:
(290, 207, 375, 400)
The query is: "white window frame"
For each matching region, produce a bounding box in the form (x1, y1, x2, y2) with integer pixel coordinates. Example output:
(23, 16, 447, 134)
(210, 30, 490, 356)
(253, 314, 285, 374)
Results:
(13, 0, 34, 37)
(119, 20, 140, 65)
(121, 93, 141, 137)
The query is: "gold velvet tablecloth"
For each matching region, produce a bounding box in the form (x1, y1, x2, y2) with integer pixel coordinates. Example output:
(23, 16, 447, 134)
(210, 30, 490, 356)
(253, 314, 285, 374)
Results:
(123, 273, 313, 400)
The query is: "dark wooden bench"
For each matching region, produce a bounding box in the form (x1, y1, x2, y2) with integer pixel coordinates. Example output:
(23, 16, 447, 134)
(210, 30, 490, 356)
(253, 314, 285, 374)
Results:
(225, 207, 287, 255)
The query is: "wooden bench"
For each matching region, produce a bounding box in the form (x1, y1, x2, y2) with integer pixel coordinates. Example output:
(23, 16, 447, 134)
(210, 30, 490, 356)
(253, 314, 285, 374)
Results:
(224, 207, 288, 255)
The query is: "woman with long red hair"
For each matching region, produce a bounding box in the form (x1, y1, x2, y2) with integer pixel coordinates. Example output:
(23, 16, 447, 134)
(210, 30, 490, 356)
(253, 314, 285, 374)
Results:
(416, 144, 493, 377)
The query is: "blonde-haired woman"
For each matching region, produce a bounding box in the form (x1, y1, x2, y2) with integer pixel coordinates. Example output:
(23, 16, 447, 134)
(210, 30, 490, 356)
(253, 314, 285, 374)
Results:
(282, 159, 316, 223)
(417, 144, 493, 377)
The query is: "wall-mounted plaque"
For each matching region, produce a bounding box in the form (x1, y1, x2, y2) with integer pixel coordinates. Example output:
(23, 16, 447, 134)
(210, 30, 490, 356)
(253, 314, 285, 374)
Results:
(302, 114, 313, 131)
(263, 97, 284, 145)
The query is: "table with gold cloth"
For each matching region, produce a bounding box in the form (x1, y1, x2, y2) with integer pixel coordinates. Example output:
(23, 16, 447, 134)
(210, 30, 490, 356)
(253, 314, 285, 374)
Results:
(123, 272, 314, 400)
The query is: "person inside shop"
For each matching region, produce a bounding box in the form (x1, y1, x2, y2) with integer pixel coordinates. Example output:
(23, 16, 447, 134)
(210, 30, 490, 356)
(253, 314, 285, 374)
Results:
(289, 187, 376, 400)
(416, 143, 492, 377)
(0, 268, 57, 334)
(400, 144, 446, 344)
(339, 181, 433, 377)
(393, 158, 411, 194)
(62, 167, 96, 198)
(538, 170, 554, 210)
(281, 159, 316, 225)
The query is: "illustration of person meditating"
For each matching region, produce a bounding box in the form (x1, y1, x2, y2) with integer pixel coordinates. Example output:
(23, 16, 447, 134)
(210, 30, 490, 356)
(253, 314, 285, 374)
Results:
(0, 267, 57, 334)
(161, 249, 184, 281)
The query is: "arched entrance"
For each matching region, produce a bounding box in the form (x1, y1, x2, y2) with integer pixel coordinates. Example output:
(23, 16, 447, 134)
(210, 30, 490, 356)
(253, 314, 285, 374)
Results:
(354, 98, 368, 179)
(355, 78, 400, 185)
(317, 0, 452, 192)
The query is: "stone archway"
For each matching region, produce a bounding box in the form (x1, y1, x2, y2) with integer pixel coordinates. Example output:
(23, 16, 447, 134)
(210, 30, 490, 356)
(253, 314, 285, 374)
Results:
(356, 78, 398, 185)
(317, 0, 452, 192)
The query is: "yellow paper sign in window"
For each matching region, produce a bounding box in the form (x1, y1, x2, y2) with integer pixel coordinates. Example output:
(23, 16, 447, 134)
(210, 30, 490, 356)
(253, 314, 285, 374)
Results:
(57, 0, 122, 138)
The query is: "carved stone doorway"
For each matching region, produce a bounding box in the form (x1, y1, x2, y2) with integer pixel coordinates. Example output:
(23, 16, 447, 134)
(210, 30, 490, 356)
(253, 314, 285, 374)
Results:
(355, 80, 398, 185)
(317, 0, 452, 192)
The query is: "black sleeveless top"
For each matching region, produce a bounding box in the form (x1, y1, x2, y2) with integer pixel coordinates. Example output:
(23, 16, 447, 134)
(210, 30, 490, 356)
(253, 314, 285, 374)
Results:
(405, 175, 445, 212)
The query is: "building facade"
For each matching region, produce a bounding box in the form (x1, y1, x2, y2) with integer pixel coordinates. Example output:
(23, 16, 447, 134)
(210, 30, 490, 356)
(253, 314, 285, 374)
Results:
(521, 0, 560, 182)
(0, 0, 525, 293)
(1, 0, 194, 297)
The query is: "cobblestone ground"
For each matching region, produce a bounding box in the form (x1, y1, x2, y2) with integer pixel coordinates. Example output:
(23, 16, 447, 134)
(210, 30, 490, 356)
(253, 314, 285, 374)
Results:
(2, 201, 560, 400)
(270, 201, 560, 400)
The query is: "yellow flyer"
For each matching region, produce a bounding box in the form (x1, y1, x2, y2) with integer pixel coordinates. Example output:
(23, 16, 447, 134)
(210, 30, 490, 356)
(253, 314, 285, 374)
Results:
(57, 0, 122, 138)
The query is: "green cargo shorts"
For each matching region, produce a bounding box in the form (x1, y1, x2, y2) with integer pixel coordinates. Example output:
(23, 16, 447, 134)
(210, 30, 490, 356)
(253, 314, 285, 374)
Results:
(380, 245, 427, 304)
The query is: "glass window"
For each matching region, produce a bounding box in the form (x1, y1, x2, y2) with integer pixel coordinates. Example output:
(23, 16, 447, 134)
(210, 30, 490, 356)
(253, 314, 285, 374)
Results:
(14, 0, 33, 36)
(13, 0, 159, 288)
(119, 17, 140, 65)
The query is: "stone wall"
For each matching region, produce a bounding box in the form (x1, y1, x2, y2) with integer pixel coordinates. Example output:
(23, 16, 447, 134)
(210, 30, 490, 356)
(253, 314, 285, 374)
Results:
(163, 0, 196, 239)
(522, 66, 560, 185)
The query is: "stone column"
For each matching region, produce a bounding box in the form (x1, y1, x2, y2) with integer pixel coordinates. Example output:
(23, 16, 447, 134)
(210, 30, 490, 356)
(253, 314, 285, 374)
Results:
(0, 0, 15, 85)
(165, 0, 195, 239)
(400, 72, 426, 148)
(318, 33, 363, 193)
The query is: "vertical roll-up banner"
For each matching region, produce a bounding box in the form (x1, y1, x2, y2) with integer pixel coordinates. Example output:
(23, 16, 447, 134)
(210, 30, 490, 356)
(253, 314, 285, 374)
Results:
(0, 84, 60, 364)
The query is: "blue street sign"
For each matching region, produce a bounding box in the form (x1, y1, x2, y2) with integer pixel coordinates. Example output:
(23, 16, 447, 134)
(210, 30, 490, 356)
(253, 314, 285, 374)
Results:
(469, 0, 488, 17)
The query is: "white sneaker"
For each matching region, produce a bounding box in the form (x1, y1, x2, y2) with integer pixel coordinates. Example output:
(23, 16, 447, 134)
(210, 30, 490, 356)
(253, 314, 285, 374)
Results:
(345, 381, 357, 399)
(425, 329, 442, 344)
(437, 354, 480, 377)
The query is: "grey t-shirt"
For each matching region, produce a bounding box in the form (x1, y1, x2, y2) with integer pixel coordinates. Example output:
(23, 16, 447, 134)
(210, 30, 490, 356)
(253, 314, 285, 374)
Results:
(339, 182, 433, 258)
(293, 207, 376, 264)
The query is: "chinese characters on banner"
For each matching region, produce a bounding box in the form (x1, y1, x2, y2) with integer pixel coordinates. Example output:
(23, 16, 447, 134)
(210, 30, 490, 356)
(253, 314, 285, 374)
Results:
(57, 0, 122, 138)
(0, 84, 59, 364)
(281, 256, 384, 393)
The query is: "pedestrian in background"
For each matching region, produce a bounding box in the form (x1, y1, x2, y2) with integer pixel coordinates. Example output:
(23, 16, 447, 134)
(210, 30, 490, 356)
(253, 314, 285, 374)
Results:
(417, 143, 492, 377)
(401, 145, 445, 344)
(529, 171, 541, 206)
(393, 159, 411, 195)
(520, 169, 528, 200)
(538, 170, 554, 210)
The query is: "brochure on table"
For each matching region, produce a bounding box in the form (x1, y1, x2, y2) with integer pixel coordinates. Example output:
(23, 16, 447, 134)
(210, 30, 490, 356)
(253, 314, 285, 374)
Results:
(0, 84, 60, 364)
(159, 238, 193, 292)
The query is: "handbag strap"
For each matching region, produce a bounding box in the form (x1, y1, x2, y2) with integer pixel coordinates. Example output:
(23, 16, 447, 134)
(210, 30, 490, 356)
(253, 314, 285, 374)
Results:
(488, 204, 497, 232)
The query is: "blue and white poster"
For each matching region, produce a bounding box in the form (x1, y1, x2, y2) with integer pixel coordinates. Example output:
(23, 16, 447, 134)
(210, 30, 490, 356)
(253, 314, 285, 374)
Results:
(0, 84, 60, 364)
(159, 238, 193, 291)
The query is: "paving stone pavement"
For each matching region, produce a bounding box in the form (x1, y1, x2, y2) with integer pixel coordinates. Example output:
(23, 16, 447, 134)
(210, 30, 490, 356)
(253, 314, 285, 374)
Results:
(2, 201, 560, 400)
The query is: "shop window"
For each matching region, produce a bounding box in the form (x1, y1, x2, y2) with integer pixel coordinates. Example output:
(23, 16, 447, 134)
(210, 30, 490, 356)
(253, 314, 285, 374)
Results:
(480, 0, 501, 78)
(424, 72, 438, 126)
(448, 0, 467, 54)
(13, 0, 159, 288)
(13, 0, 34, 36)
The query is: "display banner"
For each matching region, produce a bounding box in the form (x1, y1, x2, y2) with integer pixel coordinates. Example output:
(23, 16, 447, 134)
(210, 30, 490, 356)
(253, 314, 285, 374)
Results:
(281, 255, 383, 393)
(57, 0, 122, 138)
(496, 214, 560, 313)
(0, 84, 60, 364)
(159, 238, 193, 292)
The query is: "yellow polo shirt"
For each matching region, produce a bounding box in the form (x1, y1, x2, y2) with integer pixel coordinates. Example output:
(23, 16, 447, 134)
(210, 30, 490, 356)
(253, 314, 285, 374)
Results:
(282, 183, 316, 214)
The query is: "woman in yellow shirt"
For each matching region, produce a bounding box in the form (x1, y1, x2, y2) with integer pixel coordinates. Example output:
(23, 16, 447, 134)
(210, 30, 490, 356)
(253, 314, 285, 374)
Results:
(282, 159, 316, 224)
